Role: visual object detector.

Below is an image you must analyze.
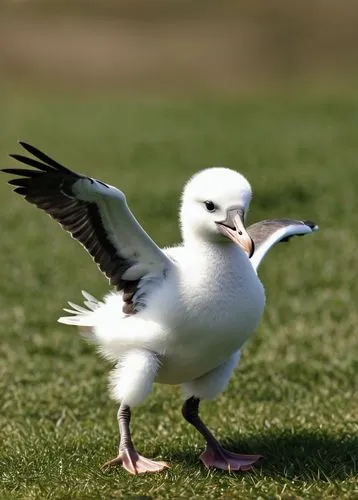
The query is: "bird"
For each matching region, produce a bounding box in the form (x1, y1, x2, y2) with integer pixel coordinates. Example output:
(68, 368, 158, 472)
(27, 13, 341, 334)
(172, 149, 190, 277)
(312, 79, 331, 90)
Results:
(2, 142, 318, 475)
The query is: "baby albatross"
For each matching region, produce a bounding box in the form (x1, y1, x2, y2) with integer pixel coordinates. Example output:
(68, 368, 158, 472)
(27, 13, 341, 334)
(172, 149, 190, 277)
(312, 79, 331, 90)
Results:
(2, 143, 317, 474)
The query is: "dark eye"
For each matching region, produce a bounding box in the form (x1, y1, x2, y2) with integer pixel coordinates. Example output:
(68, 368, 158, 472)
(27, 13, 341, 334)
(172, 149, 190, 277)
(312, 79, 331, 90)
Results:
(204, 200, 216, 212)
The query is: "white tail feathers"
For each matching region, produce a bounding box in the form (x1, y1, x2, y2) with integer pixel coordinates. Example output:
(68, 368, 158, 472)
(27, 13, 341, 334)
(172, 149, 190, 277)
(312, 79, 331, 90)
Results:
(81, 290, 102, 311)
(58, 290, 102, 327)
(58, 290, 164, 360)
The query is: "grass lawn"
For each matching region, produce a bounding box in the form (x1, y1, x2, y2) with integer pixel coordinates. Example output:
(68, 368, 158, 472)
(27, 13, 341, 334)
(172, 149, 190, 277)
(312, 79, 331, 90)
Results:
(0, 90, 357, 499)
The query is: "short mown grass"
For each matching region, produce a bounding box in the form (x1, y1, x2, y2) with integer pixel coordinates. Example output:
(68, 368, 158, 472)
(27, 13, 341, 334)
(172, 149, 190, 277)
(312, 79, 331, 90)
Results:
(0, 90, 357, 499)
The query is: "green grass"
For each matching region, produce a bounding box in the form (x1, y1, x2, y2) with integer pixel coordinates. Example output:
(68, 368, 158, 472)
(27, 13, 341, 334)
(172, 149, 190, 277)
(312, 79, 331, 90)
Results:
(0, 90, 357, 499)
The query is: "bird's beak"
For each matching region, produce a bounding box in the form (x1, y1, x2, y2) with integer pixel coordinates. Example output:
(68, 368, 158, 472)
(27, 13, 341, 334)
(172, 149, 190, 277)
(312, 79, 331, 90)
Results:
(217, 208, 254, 257)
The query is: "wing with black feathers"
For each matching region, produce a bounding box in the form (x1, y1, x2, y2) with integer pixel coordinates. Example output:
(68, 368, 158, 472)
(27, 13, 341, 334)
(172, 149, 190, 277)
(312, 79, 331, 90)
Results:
(2, 142, 172, 313)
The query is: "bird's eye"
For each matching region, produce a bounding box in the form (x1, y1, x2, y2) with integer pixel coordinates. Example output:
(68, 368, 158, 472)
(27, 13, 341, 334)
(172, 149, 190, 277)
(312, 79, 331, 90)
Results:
(204, 200, 216, 212)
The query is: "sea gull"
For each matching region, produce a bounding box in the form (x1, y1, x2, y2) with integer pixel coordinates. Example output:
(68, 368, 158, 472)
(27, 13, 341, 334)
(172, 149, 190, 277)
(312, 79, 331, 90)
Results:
(2, 142, 317, 474)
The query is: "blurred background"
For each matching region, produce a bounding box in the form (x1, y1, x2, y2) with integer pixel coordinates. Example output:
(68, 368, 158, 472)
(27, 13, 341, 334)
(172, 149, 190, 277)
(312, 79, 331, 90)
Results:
(2, 0, 358, 95)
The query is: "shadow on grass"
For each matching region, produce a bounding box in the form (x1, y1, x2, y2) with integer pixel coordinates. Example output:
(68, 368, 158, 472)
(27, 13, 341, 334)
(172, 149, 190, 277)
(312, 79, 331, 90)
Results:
(170, 429, 358, 481)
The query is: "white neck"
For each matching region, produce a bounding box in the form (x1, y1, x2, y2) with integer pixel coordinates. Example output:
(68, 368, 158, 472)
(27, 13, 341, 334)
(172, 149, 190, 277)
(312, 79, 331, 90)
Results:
(184, 234, 249, 267)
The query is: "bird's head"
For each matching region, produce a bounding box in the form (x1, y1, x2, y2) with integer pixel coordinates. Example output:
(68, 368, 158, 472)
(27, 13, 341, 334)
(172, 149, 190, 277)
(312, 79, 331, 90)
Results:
(180, 167, 254, 257)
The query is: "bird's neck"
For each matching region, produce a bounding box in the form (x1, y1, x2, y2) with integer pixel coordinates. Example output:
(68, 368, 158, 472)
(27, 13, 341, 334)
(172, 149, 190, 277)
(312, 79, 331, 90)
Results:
(184, 235, 248, 266)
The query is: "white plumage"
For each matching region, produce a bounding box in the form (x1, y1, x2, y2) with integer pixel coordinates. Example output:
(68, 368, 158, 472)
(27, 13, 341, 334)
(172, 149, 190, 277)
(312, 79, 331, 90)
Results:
(59, 167, 265, 406)
(3, 143, 317, 474)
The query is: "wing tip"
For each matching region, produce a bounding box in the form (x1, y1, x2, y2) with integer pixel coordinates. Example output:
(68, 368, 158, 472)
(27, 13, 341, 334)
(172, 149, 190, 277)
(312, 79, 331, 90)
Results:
(7, 141, 40, 162)
(303, 220, 319, 232)
(18, 140, 33, 151)
(14, 187, 27, 195)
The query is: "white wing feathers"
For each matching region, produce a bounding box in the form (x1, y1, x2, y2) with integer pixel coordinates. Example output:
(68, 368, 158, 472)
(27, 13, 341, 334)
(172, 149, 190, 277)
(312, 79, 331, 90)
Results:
(71, 175, 170, 280)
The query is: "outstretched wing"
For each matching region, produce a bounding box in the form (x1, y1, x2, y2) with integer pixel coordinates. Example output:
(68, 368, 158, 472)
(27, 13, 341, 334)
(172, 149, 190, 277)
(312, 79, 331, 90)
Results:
(2, 142, 173, 313)
(248, 219, 318, 271)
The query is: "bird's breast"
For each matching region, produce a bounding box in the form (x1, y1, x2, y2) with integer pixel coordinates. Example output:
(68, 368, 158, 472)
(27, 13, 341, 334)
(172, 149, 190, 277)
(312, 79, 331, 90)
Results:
(154, 253, 265, 384)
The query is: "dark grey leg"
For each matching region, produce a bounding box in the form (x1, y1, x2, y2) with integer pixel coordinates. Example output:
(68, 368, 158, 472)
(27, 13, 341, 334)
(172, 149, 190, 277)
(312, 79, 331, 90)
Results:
(182, 397, 223, 453)
(182, 397, 262, 471)
(118, 405, 134, 451)
(102, 404, 169, 475)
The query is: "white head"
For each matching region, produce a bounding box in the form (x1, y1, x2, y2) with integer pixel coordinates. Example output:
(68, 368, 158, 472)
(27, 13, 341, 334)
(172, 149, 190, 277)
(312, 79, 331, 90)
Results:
(180, 167, 254, 256)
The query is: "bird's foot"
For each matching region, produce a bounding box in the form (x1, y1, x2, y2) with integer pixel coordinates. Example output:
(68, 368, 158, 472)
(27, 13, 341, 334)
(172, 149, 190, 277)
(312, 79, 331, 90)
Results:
(200, 444, 262, 472)
(102, 448, 169, 475)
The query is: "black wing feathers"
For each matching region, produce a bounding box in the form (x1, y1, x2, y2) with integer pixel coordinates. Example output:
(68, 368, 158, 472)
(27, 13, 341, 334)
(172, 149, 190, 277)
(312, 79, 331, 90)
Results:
(2, 142, 136, 294)
(18, 141, 73, 173)
(9, 154, 56, 173)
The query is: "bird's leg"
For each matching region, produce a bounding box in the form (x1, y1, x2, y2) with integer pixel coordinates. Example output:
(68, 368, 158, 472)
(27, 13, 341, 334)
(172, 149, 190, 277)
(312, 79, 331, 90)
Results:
(182, 397, 262, 471)
(102, 404, 169, 474)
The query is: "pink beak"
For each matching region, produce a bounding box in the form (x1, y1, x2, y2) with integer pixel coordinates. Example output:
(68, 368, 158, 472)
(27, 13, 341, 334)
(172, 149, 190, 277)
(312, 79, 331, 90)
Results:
(216, 208, 254, 257)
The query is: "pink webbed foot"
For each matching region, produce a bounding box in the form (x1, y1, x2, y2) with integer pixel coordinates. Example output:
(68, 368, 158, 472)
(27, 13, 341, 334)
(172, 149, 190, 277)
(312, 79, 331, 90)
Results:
(102, 448, 169, 475)
(200, 445, 262, 472)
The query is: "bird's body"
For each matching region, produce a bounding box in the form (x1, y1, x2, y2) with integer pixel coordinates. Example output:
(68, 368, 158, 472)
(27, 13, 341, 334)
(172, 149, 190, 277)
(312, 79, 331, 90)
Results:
(79, 241, 264, 389)
(2, 142, 317, 474)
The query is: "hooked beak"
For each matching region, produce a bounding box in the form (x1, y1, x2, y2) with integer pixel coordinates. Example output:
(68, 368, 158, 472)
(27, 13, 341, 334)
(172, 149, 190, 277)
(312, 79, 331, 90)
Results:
(216, 208, 254, 258)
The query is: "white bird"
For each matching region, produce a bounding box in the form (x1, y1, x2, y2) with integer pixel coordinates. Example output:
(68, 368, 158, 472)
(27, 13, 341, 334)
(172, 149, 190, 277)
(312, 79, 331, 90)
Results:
(3, 143, 317, 475)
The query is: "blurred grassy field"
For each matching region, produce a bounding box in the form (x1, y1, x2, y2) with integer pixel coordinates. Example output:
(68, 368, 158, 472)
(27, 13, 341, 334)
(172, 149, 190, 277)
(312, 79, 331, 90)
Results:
(0, 89, 357, 499)
(2, 0, 358, 95)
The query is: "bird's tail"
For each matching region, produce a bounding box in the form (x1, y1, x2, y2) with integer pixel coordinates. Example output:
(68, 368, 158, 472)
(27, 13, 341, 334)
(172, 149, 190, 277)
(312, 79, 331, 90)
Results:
(58, 291, 164, 360)
(58, 290, 102, 331)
